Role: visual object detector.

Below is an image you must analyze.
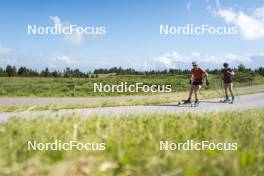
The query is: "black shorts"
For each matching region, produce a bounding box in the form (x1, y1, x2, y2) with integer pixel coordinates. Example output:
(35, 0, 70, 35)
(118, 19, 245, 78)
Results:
(223, 80, 233, 84)
(192, 80, 203, 86)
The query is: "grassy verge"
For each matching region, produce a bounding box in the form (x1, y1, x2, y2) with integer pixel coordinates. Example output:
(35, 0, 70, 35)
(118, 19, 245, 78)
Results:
(0, 74, 263, 97)
(0, 88, 264, 113)
(1, 108, 264, 175)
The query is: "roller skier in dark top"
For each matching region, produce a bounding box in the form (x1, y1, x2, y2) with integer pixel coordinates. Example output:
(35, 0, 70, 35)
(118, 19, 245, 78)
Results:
(221, 62, 235, 102)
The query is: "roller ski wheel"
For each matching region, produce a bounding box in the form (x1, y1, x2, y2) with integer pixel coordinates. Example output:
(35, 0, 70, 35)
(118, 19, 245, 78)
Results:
(177, 99, 193, 107)
(220, 99, 233, 104)
(191, 101, 200, 107)
(177, 100, 191, 105)
(220, 98, 229, 103)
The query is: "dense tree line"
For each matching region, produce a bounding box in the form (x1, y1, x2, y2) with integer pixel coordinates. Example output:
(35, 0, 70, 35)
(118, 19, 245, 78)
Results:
(0, 65, 97, 78)
(0, 64, 263, 78)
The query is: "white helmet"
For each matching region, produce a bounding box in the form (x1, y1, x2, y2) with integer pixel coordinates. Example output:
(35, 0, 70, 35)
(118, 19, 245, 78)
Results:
(192, 61, 198, 66)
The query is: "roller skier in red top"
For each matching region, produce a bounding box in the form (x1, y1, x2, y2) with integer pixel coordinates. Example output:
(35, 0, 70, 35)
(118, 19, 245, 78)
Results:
(184, 62, 209, 105)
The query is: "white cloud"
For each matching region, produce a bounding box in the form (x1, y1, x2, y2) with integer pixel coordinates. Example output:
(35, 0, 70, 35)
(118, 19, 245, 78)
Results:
(192, 52, 201, 58)
(0, 47, 11, 54)
(157, 51, 260, 68)
(0, 58, 16, 65)
(215, 6, 264, 40)
(157, 51, 188, 68)
(50, 16, 83, 44)
(49, 16, 62, 25)
(47, 55, 80, 68)
(218, 9, 236, 23)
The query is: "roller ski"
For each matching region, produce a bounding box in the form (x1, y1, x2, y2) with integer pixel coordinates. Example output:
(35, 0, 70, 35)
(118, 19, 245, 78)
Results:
(177, 99, 191, 105)
(177, 99, 200, 107)
(220, 96, 234, 104)
(192, 100, 200, 107)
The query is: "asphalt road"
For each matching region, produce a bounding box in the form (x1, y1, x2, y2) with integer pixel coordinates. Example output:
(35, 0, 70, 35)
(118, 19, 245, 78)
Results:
(1, 93, 264, 123)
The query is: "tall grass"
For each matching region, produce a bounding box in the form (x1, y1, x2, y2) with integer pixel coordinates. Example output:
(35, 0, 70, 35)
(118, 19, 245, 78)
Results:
(0, 74, 263, 97)
(0, 109, 264, 175)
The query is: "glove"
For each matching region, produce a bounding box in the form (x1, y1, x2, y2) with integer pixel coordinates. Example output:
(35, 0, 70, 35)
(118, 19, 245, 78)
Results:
(206, 80, 209, 85)
(189, 80, 192, 84)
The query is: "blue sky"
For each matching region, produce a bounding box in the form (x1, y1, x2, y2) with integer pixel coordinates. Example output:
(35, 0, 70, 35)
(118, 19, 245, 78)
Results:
(0, 0, 264, 71)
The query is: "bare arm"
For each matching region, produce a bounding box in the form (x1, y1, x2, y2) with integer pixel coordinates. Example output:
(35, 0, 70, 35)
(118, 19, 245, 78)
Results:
(227, 70, 235, 76)
(190, 74, 194, 81)
(189, 74, 193, 84)
(201, 68, 208, 81)
(204, 71, 208, 80)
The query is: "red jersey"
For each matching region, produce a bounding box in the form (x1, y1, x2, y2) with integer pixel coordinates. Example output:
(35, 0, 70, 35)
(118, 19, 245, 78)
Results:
(192, 68, 206, 81)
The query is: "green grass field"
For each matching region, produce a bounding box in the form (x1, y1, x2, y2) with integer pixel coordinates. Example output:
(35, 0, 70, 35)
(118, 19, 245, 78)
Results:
(0, 74, 263, 97)
(1, 108, 264, 175)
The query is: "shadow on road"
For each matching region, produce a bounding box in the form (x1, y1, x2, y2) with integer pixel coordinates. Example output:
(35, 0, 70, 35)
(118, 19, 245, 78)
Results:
(199, 100, 222, 104)
(146, 104, 196, 108)
(145, 100, 224, 107)
(150, 104, 178, 107)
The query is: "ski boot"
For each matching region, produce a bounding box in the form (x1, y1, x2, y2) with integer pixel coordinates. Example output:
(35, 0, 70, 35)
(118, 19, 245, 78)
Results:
(183, 98, 191, 104)
(192, 99, 200, 107)
(231, 96, 235, 104)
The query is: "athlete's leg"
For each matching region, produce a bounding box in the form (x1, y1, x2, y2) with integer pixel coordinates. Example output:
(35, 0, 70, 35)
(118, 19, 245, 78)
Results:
(188, 85, 194, 100)
(224, 83, 229, 100)
(194, 85, 201, 101)
(228, 83, 234, 100)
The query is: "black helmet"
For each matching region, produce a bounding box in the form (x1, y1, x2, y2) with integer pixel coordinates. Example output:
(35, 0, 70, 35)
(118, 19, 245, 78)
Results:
(223, 62, 228, 67)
